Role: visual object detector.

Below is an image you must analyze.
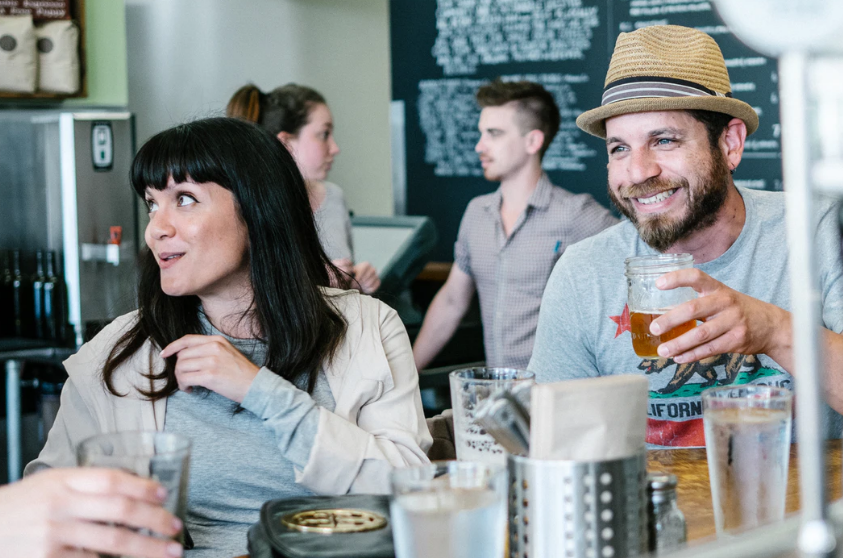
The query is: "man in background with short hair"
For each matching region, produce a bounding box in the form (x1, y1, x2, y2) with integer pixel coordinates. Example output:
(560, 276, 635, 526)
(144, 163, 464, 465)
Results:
(413, 79, 617, 370)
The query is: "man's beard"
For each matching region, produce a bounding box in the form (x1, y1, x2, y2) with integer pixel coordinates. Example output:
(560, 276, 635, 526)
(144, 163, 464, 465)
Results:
(607, 147, 731, 252)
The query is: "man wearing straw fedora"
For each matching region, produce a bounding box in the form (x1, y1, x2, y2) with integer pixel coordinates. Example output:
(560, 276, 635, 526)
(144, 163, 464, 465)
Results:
(529, 25, 843, 447)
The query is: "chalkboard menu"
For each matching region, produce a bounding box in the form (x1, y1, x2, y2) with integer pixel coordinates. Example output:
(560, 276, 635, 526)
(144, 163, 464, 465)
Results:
(390, 0, 783, 261)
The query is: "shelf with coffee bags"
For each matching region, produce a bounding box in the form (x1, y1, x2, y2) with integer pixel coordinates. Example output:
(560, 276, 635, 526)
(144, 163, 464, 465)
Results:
(0, 0, 86, 99)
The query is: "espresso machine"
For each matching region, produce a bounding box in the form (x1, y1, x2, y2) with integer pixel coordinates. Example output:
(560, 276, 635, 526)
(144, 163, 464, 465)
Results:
(0, 110, 138, 346)
(0, 110, 138, 482)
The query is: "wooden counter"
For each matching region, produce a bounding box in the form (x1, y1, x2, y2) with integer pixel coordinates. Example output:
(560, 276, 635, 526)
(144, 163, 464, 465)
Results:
(648, 440, 842, 542)
(234, 442, 841, 557)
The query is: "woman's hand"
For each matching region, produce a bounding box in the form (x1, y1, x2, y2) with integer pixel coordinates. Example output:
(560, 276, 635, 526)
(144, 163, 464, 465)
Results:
(353, 262, 381, 294)
(0, 468, 183, 558)
(161, 335, 260, 403)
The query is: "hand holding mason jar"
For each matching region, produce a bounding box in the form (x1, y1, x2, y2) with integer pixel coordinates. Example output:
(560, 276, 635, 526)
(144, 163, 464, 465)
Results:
(625, 254, 698, 357)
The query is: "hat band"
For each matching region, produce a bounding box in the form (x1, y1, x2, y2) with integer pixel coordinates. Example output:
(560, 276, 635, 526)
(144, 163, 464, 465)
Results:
(602, 76, 732, 106)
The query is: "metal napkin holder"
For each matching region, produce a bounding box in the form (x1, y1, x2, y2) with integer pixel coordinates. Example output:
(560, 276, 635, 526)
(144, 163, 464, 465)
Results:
(508, 452, 649, 558)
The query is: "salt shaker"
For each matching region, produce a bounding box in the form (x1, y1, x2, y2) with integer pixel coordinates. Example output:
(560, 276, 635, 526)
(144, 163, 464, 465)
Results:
(647, 473, 687, 552)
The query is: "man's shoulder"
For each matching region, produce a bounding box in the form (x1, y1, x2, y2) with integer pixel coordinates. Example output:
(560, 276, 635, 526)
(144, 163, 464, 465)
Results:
(546, 183, 615, 216)
(740, 186, 785, 219)
(464, 190, 498, 211)
(458, 191, 498, 227)
(546, 182, 595, 201)
(562, 218, 637, 260)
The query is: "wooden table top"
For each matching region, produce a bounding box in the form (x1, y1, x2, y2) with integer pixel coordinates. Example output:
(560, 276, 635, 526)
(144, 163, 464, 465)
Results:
(232, 442, 841, 556)
(647, 440, 842, 543)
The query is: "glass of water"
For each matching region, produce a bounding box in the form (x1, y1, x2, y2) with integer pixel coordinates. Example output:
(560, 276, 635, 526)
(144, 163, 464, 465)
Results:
(449, 367, 534, 465)
(702, 385, 793, 536)
(77, 431, 192, 550)
(390, 461, 507, 558)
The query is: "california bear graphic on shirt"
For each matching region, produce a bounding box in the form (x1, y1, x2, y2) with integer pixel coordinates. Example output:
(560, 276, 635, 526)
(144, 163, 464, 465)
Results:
(610, 303, 789, 447)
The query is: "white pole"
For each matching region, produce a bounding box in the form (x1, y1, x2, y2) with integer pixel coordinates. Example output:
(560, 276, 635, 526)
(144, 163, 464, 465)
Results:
(779, 51, 837, 558)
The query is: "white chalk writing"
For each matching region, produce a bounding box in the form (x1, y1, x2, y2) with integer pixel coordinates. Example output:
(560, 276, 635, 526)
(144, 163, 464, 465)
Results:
(418, 74, 598, 177)
(433, 0, 600, 76)
(629, 0, 711, 17)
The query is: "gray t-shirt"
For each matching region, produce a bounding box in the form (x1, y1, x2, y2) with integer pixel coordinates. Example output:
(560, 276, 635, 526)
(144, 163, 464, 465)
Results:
(164, 314, 335, 557)
(529, 187, 843, 447)
(314, 181, 354, 261)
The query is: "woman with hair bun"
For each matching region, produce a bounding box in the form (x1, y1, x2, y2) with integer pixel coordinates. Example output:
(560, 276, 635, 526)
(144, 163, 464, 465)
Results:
(227, 83, 380, 294)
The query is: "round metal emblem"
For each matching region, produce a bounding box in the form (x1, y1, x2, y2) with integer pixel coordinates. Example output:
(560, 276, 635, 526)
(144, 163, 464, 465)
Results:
(280, 508, 388, 534)
(0, 35, 17, 52)
(37, 38, 54, 53)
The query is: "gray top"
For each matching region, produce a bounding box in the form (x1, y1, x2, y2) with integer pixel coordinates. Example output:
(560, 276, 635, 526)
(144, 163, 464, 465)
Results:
(529, 187, 843, 447)
(164, 314, 335, 557)
(314, 181, 354, 261)
(455, 173, 618, 368)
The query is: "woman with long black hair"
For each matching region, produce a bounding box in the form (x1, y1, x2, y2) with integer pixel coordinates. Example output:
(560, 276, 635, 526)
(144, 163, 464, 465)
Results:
(26, 117, 431, 557)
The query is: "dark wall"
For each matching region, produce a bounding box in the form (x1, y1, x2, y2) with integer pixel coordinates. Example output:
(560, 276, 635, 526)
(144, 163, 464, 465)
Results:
(390, 0, 783, 261)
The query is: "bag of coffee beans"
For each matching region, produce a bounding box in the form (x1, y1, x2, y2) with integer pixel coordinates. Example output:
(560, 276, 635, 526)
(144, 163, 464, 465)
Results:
(36, 20, 79, 94)
(0, 15, 37, 93)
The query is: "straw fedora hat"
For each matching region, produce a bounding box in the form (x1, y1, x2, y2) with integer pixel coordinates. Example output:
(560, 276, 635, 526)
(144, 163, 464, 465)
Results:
(576, 25, 759, 138)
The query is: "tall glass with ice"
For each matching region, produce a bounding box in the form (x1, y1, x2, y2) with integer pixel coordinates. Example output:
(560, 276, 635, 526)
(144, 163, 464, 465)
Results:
(390, 461, 507, 558)
(702, 385, 793, 536)
(449, 367, 534, 465)
(624, 254, 697, 357)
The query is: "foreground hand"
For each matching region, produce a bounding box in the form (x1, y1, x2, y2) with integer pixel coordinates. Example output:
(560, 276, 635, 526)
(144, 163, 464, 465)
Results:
(161, 334, 260, 403)
(353, 262, 381, 294)
(651, 268, 790, 365)
(0, 468, 182, 558)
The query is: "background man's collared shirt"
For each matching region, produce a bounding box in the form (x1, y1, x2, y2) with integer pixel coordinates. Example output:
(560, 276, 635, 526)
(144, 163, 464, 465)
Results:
(455, 174, 618, 368)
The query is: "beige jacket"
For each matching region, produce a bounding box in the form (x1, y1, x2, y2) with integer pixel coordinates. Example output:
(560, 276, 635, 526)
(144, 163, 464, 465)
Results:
(26, 289, 432, 494)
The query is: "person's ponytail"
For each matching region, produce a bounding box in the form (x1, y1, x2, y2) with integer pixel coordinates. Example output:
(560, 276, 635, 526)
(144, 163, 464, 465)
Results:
(226, 84, 264, 123)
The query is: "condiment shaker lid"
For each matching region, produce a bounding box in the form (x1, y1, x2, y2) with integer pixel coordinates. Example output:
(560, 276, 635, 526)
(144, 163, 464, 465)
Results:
(647, 473, 678, 492)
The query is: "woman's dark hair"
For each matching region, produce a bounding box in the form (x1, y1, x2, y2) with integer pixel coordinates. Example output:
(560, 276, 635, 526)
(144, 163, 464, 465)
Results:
(103, 117, 347, 399)
(226, 83, 327, 137)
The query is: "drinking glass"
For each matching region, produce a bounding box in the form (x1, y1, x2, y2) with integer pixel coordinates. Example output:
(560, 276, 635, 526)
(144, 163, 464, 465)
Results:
(449, 367, 534, 465)
(77, 431, 192, 551)
(390, 461, 507, 558)
(624, 254, 697, 357)
(702, 385, 793, 536)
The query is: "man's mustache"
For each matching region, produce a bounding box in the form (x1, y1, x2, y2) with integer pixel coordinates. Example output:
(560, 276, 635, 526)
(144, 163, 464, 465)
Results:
(618, 177, 688, 200)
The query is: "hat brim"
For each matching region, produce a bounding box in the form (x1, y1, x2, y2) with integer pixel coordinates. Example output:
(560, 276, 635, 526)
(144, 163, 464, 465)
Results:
(576, 96, 760, 138)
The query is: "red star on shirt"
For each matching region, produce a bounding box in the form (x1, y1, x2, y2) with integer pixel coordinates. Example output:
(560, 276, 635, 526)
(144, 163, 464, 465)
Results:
(609, 304, 632, 338)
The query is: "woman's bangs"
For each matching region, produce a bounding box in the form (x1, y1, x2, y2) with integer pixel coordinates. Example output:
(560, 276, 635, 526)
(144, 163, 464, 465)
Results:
(131, 124, 231, 196)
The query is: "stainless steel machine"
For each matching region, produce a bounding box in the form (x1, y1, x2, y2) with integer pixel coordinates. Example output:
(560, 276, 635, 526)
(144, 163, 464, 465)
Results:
(0, 110, 137, 482)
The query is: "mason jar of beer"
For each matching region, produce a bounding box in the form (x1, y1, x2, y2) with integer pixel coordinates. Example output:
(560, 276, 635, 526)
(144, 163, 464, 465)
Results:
(624, 254, 697, 358)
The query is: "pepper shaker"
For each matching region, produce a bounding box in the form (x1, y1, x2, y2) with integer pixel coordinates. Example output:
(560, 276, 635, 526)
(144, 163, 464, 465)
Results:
(647, 473, 687, 552)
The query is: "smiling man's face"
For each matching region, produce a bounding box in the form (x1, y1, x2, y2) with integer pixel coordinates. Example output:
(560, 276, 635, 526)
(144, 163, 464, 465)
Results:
(605, 110, 731, 252)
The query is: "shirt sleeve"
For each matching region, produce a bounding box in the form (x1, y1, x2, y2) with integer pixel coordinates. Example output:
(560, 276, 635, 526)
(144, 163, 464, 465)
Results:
(528, 249, 601, 382)
(816, 196, 843, 333)
(24, 377, 100, 474)
(454, 204, 474, 277)
(240, 368, 321, 469)
(246, 300, 432, 495)
(315, 184, 354, 262)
